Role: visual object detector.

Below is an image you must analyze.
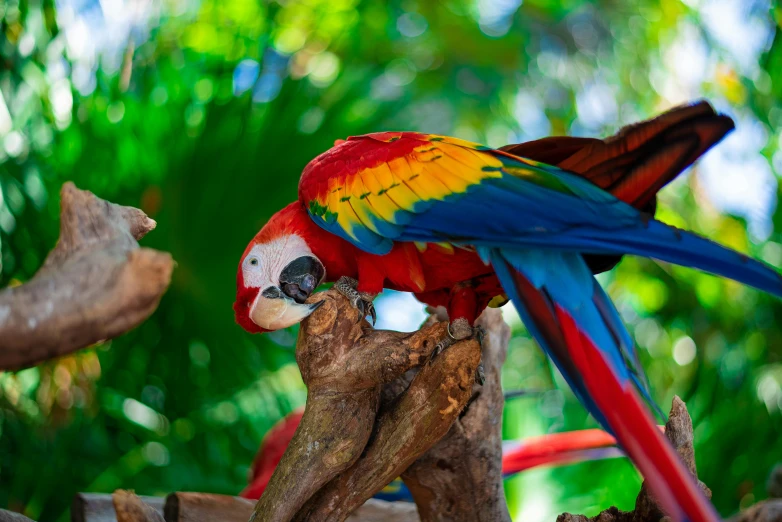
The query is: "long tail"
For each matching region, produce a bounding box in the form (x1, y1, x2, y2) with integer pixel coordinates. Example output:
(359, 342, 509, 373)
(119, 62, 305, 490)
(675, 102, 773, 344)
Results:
(559, 218, 782, 299)
(481, 212, 782, 300)
(489, 248, 719, 522)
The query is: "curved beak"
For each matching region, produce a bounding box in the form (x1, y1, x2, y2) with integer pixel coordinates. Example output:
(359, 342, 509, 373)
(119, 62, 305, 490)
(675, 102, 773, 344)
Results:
(250, 288, 323, 330)
(249, 256, 326, 331)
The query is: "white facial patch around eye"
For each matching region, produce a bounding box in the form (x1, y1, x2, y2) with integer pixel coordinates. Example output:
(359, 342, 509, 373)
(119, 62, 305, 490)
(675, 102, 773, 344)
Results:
(242, 235, 318, 290)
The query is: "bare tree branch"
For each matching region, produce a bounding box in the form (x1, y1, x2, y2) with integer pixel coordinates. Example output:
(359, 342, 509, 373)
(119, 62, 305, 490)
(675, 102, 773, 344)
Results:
(0, 182, 173, 370)
(293, 330, 481, 521)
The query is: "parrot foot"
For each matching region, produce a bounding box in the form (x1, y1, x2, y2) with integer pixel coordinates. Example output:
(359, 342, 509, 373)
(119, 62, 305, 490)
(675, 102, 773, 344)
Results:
(430, 319, 485, 386)
(473, 325, 486, 386)
(335, 276, 377, 325)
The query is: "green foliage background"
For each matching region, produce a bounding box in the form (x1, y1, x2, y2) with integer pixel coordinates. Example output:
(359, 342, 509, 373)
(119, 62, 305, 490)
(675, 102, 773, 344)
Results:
(1, 0, 781, 520)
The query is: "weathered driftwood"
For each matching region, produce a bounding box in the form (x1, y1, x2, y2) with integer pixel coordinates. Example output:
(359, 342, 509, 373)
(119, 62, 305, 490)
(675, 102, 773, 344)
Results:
(293, 330, 481, 521)
(247, 297, 513, 522)
(0, 182, 173, 370)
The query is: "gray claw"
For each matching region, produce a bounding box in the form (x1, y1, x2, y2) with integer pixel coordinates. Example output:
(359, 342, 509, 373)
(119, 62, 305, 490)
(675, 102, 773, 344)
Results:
(335, 276, 378, 325)
(475, 361, 485, 386)
(429, 337, 452, 364)
(474, 325, 486, 346)
(355, 299, 365, 323)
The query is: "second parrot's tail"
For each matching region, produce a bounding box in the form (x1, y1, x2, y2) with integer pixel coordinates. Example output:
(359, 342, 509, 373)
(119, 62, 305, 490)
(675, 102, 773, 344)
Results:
(501, 429, 623, 475)
(489, 248, 719, 522)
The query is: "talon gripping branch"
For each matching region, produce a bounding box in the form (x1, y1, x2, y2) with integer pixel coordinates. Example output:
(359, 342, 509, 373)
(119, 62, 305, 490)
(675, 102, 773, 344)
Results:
(234, 101, 782, 522)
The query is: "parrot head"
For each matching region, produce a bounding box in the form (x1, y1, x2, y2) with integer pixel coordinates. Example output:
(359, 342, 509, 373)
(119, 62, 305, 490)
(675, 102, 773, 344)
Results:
(234, 204, 326, 333)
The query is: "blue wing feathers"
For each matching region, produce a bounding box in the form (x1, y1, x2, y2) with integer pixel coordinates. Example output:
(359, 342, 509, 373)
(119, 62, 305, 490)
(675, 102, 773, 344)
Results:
(397, 172, 782, 299)
(489, 249, 615, 427)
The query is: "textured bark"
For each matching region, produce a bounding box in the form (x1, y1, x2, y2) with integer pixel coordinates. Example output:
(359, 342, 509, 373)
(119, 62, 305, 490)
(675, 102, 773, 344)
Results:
(0, 182, 173, 370)
(112, 491, 165, 522)
(401, 308, 511, 522)
(251, 289, 448, 522)
(293, 333, 481, 521)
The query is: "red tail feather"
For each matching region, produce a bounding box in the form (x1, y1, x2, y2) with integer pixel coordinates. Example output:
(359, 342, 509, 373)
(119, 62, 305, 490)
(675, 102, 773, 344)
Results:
(502, 429, 620, 475)
(554, 306, 718, 522)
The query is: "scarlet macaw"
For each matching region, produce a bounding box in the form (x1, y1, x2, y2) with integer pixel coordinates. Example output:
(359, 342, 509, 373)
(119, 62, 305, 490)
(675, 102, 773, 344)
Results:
(234, 101, 782, 521)
(240, 408, 624, 502)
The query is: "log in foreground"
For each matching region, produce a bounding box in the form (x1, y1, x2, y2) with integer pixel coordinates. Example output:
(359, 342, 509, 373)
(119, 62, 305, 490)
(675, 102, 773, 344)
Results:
(72, 494, 164, 522)
(112, 492, 164, 522)
(0, 182, 173, 370)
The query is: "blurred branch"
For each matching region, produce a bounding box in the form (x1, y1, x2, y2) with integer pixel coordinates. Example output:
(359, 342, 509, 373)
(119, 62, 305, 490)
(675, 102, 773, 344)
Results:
(71, 494, 417, 522)
(0, 510, 36, 521)
(728, 500, 782, 522)
(0, 182, 173, 370)
(73, 494, 164, 522)
(557, 397, 706, 522)
(112, 492, 164, 522)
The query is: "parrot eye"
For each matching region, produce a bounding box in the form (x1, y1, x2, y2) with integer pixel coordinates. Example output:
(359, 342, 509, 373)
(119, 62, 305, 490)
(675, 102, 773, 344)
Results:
(249, 257, 259, 266)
